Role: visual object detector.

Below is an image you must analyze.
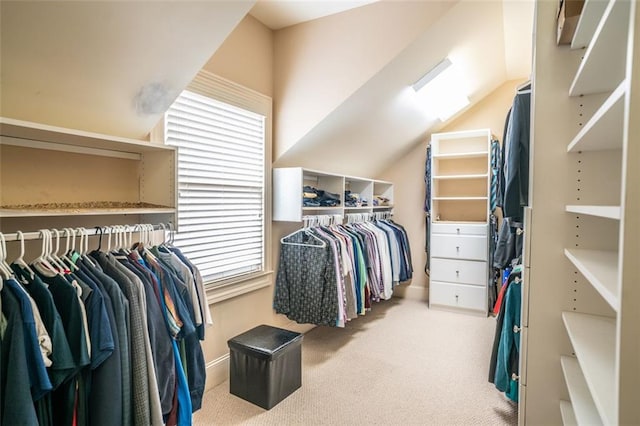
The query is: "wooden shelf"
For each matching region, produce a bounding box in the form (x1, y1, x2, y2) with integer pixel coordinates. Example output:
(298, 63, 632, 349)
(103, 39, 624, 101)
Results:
(570, 0, 631, 96)
(562, 312, 616, 425)
(571, 0, 609, 49)
(561, 356, 601, 425)
(432, 151, 488, 159)
(432, 173, 488, 180)
(564, 249, 619, 311)
(567, 80, 626, 152)
(560, 400, 578, 426)
(566, 205, 621, 220)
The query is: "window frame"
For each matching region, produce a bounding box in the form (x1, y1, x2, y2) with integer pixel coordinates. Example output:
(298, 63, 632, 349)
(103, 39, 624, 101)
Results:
(160, 70, 273, 303)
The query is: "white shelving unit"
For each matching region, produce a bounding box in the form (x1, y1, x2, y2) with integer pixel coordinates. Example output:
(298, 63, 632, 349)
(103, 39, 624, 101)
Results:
(272, 167, 393, 222)
(523, 1, 640, 425)
(428, 129, 491, 315)
(0, 117, 176, 223)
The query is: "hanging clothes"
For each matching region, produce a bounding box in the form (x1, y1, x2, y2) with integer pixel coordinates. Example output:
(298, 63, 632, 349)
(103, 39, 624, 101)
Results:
(0, 229, 209, 426)
(273, 218, 412, 327)
(501, 90, 531, 220)
(489, 265, 522, 403)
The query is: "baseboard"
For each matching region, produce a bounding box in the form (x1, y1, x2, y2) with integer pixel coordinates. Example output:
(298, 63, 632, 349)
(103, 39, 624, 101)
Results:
(204, 353, 230, 392)
(394, 284, 428, 301)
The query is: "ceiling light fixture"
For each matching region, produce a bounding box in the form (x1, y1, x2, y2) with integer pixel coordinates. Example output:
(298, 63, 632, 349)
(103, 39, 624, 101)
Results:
(412, 57, 470, 122)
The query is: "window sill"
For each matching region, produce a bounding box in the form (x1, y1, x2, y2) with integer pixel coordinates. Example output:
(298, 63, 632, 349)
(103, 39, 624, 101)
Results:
(205, 271, 273, 305)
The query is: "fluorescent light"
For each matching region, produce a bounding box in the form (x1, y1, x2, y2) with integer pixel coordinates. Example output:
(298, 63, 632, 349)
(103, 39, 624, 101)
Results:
(412, 57, 470, 121)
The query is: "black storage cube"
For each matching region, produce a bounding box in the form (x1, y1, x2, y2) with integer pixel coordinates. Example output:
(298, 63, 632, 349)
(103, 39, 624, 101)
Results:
(227, 325, 303, 409)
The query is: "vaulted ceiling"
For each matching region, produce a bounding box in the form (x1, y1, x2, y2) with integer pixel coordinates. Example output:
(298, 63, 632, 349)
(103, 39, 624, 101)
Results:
(0, 0, 533, 177)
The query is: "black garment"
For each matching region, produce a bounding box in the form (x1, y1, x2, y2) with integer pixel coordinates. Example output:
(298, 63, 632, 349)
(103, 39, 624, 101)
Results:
(39, 273, 91, 426)
(503, 92, 531, 219)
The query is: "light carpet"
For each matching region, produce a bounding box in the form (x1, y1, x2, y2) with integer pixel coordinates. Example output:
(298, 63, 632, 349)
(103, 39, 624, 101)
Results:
(193, 297, 517, 425)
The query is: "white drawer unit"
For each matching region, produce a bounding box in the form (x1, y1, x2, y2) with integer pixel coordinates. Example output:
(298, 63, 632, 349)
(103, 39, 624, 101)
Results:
(430, 234, 487, 261)
(429, 130, 490, 315)
(430, 258, 487, 286)
(431, 222, 487, 236)
(429, 281, 486, 311)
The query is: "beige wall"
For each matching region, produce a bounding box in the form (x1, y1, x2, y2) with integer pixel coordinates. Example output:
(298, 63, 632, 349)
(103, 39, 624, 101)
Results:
(378, 79, 524, 301)
(272, 1, 455, 161)
(203, 14, 274, 98)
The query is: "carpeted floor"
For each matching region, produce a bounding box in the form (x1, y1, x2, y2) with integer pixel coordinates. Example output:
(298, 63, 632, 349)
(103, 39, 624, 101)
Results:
(193, 297, 517, 425)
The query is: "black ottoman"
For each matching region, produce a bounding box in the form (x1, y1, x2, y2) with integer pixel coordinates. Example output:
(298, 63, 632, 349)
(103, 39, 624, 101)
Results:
(227, 325, 303, 409)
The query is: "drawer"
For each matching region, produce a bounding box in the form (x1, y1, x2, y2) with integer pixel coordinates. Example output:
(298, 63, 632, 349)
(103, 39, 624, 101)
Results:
(431, 234, 487, 261)
(429, 281, 486, 311)
(432, 222, 487, 236)
(430, 258, 487, 286)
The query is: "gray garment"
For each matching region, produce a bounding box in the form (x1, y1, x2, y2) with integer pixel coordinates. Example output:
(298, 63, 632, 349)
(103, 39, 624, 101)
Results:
(111, 259, 163, 426)
(93, 252, 150, 426)
(83, 257, 132, 426)
(493, 218, 523, 269)
(122, 256, 176, 417)
(274, 231, 339, 326)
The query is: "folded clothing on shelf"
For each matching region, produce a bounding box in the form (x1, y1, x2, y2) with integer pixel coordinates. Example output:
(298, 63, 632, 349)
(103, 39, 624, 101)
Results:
(344, 190, 368, 207)
(373, 195, 390, 206)
(303, 185, 341, 207)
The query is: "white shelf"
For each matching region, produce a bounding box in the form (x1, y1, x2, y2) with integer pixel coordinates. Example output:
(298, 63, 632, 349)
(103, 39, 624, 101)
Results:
(564, 249, 619, 311)
(561, 356, 602, 425)
(567, 80, 626, 152)
(432, 196, 488, 201)
(560, 400, 578, 426)
(432, 151, 488, 159)
(432, 173, 488, 180)
(562, 312, 616, 425)
(0, 117, 174, 155)
(571, 0, 610, 49)
(372, 205, 393, 210)
(570, 0, 631, 96)
(302, 206, 342, 211)
(566, 205, 621, 220)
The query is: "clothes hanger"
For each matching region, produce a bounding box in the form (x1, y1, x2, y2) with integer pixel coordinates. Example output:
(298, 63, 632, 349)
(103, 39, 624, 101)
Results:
(0, 232, 14, 280)
(43, 229, 67, 274)
(516, 80, 531, 94)
(33, 229, 59, 273)
(50, 229, 73, 273)
(12, 231, 36, 279)
(280, 227, 326, 248)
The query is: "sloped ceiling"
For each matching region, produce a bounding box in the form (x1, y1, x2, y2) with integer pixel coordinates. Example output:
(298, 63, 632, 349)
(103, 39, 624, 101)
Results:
(0, 1, 255, 139)
(272, 0, 533, 177)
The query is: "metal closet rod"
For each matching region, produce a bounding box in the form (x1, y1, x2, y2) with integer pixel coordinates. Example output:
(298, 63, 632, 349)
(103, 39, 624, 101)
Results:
(1, 223, 172, 242)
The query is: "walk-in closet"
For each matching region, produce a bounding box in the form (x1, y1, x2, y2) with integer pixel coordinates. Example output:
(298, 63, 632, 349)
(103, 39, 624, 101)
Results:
(1, 1, 638, 425)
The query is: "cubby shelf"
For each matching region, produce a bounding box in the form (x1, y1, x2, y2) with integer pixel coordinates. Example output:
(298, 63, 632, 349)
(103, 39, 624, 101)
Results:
(560, 357, 600, 425)
(564, 248, 619, 311)
(273, 167, 393, 222)
(565, 205, 621, 220)
(571, 0, 609, 50)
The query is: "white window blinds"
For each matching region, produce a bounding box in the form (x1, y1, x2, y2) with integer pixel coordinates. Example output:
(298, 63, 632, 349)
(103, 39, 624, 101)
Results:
(166, 89, 265, 283)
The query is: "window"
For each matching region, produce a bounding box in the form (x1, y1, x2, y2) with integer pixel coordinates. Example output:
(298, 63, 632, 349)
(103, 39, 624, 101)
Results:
(164, 71, 272, 286)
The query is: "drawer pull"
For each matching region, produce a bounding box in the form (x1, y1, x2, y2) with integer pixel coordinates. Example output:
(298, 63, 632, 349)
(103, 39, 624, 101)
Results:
(456, 270, 460, 276)
(511, 373, 520, 381)
(456, 228, 460, 234)
(513, 325, 521, 333)
(456, 246, 460, 252)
